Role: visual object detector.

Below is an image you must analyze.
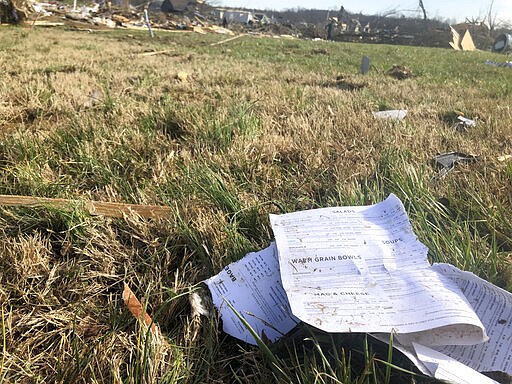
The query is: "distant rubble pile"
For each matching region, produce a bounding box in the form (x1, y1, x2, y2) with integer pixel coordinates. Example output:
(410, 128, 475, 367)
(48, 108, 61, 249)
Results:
(0, 0, 32, 23)
(0, 0, 298, 37)
(1, 0, 510, 51)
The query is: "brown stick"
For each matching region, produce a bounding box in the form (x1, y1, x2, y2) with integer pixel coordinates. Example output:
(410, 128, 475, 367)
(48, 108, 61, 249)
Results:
(0, 194, 172, 219)
(209, 34, 246, 46)
(122, 283, 158, 333)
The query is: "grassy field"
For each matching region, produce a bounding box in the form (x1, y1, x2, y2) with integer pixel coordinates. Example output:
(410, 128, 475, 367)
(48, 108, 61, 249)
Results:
(0, 25, 511, 383)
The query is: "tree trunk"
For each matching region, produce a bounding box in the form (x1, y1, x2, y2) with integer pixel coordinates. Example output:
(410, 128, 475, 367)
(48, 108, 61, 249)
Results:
(419, 0, 427, 22)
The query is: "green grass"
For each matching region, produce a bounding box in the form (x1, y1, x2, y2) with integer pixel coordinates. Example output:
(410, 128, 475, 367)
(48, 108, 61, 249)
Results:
(0, 26, 511, 383)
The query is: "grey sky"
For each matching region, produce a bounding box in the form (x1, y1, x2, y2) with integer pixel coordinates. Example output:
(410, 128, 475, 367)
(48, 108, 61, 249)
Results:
(216, 0, 512, 23)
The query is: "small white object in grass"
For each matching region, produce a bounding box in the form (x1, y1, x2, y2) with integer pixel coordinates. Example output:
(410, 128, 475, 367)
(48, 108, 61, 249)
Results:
(372, 109, 407, 120)
(457, 116, 476, 127)
(190, 291, 209, 317)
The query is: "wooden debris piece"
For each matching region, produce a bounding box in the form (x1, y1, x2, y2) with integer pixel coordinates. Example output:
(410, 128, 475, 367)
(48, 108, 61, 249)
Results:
(111, 14, 130, 24)
(31, 21, 65, 27)
(122, 283, 158, 333)
(387, 65, 413, 80)
(206, 25, 234, 35)
(193, 25, 207, 34)
(449, 26, 461, 50)
(209, 34, 245, 46)
(0, 194, 172, 219)
(138, 50, 173, 57)
(460, 29, 476, 51)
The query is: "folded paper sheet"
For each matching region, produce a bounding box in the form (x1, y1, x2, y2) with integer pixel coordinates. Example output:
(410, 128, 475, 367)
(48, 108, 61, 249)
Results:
(205, 244, 299, 345)
(269, 194, 486, 346)
(431, 263, 512, 374)
(373, 263, 511, 383)
(412, 343, 499, 384)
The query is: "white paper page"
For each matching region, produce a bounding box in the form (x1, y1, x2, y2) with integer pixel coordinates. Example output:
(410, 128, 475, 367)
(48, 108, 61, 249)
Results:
(432, 263, 512, 374)
(270, 194, 486, 345)
(412, 343, 500, 384)
(204, 243, 299, 345)
(373, 334, 502, 383)
(371, 333, 432, 375)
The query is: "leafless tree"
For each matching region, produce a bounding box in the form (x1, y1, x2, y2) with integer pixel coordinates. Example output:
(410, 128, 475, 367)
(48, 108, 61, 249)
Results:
(486, 0, 497, 32)
(418, 0, 427, 21)
(377, 7, 402, 18)
(464, 0, 502, 32)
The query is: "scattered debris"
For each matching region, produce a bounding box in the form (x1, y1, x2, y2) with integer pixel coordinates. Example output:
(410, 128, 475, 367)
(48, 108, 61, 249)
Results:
(0, 0, 24, 23)
(372, 109, 407, 120)
(360, 55, 370, 74)
(207, 25, 234, 35)
(127, 75, 141, 84)
(161, 0, 196, 13)
(327, 75, 366, 91)
(460, 29, 476, 51)
(65, 10, 91, 22)
(387, 65, 413, 80)
(433, 152, 477, 176)
(493, 33, 512, 54)
(1, 0, 235, 37)
(30, 20, 64, 26)
(0, 194, 172, 219)
(310, 48, 328, 55)
(111, 14, 130, 25)
(449, 27, 461, 50)
(209, 33, 245, 46)
(138, 49, 173, 57)
(450, 22, 493, 51)
(85, 89, 102, 108)
(31, 2, 50, 15)
(175, 71, 189, 82)
(457, 115, 476, 127)
(0, 0, 505, 52)
(205, 194, 512, 384)
(122, 283, 159, 334)
(497, 155, 512, 162)
(213, 8, 257, 25)
(452, 115, 476, 131)
(450, 27, 476, 51)
(484, 60, 512, 68)
(91, 17, 115, 28)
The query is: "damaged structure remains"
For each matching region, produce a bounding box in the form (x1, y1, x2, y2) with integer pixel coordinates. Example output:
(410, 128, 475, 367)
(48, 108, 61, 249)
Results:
(1, 0, 510, 52)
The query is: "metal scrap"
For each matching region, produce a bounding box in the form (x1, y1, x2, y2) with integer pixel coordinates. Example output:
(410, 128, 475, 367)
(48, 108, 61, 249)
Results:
(493, 33, 512, 54)
(433, 152, 478, 177)
(360, 55, 370, 74)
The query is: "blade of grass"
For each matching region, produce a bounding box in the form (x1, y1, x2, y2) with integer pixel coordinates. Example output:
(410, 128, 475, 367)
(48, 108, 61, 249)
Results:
(223, 299, 279, 366)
